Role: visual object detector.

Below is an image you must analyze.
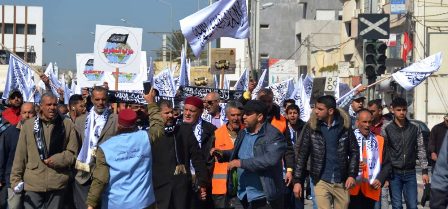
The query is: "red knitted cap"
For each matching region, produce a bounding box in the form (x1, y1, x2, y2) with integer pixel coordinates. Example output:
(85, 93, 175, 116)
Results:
(118, 109, 137, 128)
(184, 96, 204, 109)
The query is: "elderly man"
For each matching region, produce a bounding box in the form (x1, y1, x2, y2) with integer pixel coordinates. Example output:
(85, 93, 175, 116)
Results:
(86, 109, 156, 209)
(349, 109, 390, 209)
(73, 86, 117, 209)
(10, 93, 79, 209)
(202, 92, 226, 128)
(147, 91, 208, 209)
(183, 96, 216, 209)
(209, 101, 244, 209)
(0, 103, 35, 209)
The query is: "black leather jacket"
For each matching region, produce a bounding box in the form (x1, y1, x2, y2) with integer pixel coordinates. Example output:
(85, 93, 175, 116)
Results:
(381, 119, 428, 174)
(293, 109, 359, 185)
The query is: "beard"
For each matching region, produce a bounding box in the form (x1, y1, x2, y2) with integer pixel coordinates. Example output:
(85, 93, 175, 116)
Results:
(95, 107, 105, 114)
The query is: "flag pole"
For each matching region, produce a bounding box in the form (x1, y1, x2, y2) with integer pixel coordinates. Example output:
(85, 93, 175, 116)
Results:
(114, 67, 119, 114)
(0, 42, 43, 75)
(366, 75, 392, 88)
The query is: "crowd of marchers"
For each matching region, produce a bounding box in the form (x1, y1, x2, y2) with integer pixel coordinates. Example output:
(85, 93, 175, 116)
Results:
(0, 75, 448, 209)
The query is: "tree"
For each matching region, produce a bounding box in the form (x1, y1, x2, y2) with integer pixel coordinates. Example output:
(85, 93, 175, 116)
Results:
(155, 30, 207, 63)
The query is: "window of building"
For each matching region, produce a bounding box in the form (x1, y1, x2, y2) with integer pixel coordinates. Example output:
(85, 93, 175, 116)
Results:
(260, 53, 269, 59)
(15, 51, 36, 63)
(296, 33, 302, 44)
(299, 66, 307, 75)
(28, 24, 36, 35)
(316, 10, 336, 20)
(345, 22, 352, 37)
(300, 2, 307, 19)
(16, 24, 25, 34)
(5, 24, 14, 34)
(338, 10, 343, 20)
(260, 24, 269, 29)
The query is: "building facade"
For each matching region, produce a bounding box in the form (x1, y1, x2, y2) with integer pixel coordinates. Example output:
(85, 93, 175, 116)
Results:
(0, 5, 43, 93)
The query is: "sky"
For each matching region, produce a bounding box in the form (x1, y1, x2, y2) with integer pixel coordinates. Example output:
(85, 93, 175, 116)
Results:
(2, 0, 210, 70)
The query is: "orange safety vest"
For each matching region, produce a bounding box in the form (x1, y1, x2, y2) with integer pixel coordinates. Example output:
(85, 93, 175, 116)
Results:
(271, 115, 287, 133)
(212, 126, 235, 195)
(349, 135, 385, 201)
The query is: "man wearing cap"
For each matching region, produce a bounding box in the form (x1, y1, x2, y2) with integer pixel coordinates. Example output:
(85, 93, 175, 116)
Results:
(73, 86, 117, 209)
(428, 113, 448, 163)
(223, 100, 287, 209)
(183, 96, 216, 209)
(86, 109, 157, 209)
(2, 90, 23, 126)
(337, 86, 367, 130)
(10, 93, 79, 209)
(147, 91, 208, 209)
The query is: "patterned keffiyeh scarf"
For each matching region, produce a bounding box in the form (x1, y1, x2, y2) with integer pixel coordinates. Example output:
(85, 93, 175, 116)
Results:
(193, 118, 203, 148)
(33, 115, 65, 161)
(354, 129, 381, 184)
(76, 107, 110, 172)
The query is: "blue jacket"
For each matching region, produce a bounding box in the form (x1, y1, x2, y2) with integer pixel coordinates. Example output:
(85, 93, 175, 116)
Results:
(224, 122, 287, 201)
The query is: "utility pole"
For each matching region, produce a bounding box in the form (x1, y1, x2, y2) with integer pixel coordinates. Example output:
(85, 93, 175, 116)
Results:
(306, 35, 311, 74)
(163, 34, 167, 68)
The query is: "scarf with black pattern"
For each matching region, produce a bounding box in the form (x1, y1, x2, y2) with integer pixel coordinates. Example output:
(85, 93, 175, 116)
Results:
(33, 114, 66, 160)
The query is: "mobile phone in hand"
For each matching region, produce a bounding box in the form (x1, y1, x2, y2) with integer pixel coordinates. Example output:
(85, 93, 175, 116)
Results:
(143, 81, 152, 95)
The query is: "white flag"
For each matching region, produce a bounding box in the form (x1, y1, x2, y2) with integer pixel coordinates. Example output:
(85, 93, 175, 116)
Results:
(179, 0, 250, 57)
(303, 75, 314, 99)
(251, 69, 267, 99)
(234, 68, 249, 91)
(290, 75, 312, 121)
(213, 74, 219, 89)
(60, 74, 71, 105)
(392, 52, 443, 90)
(2, 54, 37, 102)
(223, 75, 230, 90)
(268, 78, 295, 106)
(153, 69, 176, 97)
(39, 62, 62, 97)
(178, 46, 190, 89)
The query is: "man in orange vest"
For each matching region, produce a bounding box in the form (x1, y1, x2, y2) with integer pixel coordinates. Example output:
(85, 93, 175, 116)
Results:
(349, 109, 391, 209)
(210, 101, 244, 209)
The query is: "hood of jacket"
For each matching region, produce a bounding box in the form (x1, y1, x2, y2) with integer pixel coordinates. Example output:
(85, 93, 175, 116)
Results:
(308, 108, 351, 131)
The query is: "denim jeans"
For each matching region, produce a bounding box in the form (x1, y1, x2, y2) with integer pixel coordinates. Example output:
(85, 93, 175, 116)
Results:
(389, 170, 418, 209)
(309, 178, 317, 209)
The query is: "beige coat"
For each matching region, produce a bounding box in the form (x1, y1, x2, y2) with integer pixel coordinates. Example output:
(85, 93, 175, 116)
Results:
(74, 112, 117, 184)
(10, 116, 79, 192)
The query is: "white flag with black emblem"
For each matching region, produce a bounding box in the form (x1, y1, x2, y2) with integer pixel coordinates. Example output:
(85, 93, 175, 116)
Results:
(392, 52, 442, 90)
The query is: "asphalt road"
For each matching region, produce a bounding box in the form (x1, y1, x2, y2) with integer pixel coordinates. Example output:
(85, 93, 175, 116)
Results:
(303, 166, 431, 209)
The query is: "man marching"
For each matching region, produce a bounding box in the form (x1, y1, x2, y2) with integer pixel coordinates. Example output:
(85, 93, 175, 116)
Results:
(349, 109, 391, 209)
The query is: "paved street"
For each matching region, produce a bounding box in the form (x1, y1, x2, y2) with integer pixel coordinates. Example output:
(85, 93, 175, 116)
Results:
(303, 167, 431, 209)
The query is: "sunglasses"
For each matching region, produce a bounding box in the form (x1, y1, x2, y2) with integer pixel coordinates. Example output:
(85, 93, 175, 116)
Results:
(203, 100, 218, 105)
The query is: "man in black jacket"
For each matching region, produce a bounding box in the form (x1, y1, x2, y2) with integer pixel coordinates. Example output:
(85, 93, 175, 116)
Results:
(381, 97, 429, 209)
(147, 93, 208, 209)
(293, 95, 359, 209)
(183, 96, 216, 209)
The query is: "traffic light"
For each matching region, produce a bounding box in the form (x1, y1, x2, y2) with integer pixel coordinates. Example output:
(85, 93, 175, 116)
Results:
(364, 40, 388, 81)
